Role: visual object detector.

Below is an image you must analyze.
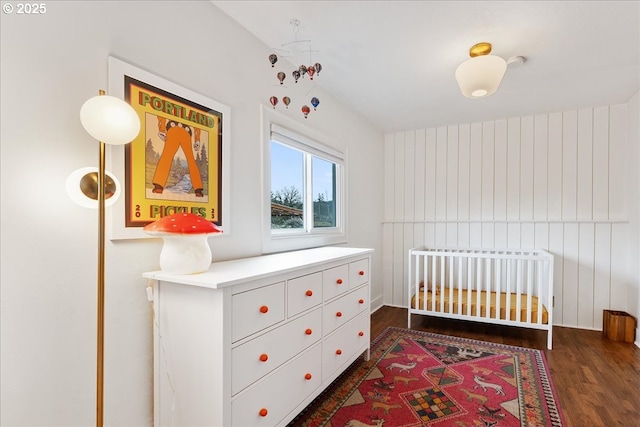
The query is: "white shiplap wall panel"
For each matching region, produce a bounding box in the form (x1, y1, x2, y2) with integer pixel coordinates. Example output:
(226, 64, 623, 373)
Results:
(447, 126, 459, 221)
(469, 123, 482, 220)
(447, 223, 458, 247)
(578, 223, 595, 328)
(383, 133, 395, 220)
(435, 127, 448, 220)
(435, 223, 447, 247)
(414, 130, 426, 221)
(549, 223, 565, 324)
(482, 223, 495, 248)
(458, 223, 470, 248)
(382, 223, 394, 305)
(392, 222, 404, 305)
(424, 223, 436, 247)
(577, 109, 594, 220)
(393, 132, 405, 221)
(507, 118, 521, 220)
(383, 103, 630, 330)
(593, 223, 612, 328)
(609, 105, 628, 219)
(413, 223, 424, 252)
(534, 223, 550, 253)
(494, 119, 508, 220)
(521, 223, 535, 249)
(404, 132, 415, 221)
(562, 111, 578, 220)
(495, 223, 508, 249)
(534, 115, 549, 220)
(482, 122, 495, 220)
(610, 223, 628, 310)
(548, 112, 563, 220)
(470, 223, 482, 248)
(402, 223, 414, 305)
(425, 129, 437, 220)
(593, 107, 610, 220)
(520, 116, 535, 221)
(507, 223, 521, 249)
(458, 124, 471, 221)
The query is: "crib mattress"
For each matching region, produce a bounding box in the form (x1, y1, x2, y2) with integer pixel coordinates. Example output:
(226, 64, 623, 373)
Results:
(411, 289, 549, 324)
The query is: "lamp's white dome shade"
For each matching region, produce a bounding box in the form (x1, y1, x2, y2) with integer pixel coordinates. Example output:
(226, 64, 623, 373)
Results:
(80, 95, 140, 145)
(66, 167, 121, 209)
(455, 55, 507, 99)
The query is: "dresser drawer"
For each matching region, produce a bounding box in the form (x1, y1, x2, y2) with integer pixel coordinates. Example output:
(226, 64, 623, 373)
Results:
(287, 272, 322, 318)
(232, 282, 285, 342)
(232, 308, 322, 395)
(322, 263, 349, 301)
(323, 284, 369, 336)
(232, 344, 322, 427)
(322, 311, 370, 382)
(349, 258, 369, 288)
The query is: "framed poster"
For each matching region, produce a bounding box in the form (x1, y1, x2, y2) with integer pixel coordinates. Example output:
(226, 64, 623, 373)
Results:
(107, 56, 230, 239)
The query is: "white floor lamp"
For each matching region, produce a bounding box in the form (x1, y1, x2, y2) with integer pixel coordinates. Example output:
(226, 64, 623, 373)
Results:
(68, 90, 140, 426)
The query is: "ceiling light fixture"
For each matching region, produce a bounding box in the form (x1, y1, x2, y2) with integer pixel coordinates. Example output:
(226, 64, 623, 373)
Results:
(455, 42, 507, 99)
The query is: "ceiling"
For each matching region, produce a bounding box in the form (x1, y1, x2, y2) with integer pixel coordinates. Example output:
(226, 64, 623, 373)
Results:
(213, 1, 640, 133)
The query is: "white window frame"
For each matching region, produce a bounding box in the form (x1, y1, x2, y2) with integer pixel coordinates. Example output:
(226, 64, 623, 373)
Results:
(261, 106, 347, 254)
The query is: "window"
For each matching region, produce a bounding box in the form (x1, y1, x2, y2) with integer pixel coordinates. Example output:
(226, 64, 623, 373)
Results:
(262, 111, 346, 253)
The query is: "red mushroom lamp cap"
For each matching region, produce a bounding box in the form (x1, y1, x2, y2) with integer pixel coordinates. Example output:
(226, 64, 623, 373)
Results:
(143, 213, 222, 235)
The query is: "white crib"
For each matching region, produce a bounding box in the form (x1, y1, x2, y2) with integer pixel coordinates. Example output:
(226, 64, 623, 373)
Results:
(408, 246, 555, 349)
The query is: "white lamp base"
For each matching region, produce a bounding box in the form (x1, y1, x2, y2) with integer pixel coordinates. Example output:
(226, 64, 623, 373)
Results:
(158, 234, 212, 274)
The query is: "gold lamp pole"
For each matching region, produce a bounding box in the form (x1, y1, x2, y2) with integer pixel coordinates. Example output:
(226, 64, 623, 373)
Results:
(96, 97, 106, 427)
(77, 90, 140, 426)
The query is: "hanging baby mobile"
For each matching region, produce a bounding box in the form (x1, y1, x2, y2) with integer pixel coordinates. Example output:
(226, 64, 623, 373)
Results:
(268, 18, 322, 119)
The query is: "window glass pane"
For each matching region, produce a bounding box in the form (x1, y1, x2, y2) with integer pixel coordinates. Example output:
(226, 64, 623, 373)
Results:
(312, 156, 336, 228)
(270, 141, 304, 229)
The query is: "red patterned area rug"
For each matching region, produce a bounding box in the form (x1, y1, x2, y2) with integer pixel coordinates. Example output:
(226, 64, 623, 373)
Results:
(289, 327, 565, 427)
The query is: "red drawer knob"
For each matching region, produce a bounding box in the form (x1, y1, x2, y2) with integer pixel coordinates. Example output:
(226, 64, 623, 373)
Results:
(259, 354, 268, 362)
(259, 305, 269, 314)
(359, 331, 364, 337)
(359, 299, 365, 304)
(359, 270, 365, 276)
(259, 408, 268, 417)
(305, 373, 312, 380)
(305, 328, 313, 335)
(336, 349, 342, 355)
(306, 290, 313, 296)
(336, 311, 342, 317)
(336, 278, 343, 285)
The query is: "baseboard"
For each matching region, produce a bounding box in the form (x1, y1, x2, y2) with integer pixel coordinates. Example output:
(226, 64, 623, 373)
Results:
(636, 327, 640, 349)
(384, 303, 406, 309)
(370, 295, 383, 313)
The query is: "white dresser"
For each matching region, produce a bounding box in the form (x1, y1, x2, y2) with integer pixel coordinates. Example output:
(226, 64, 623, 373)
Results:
(143, 246, 373, 427)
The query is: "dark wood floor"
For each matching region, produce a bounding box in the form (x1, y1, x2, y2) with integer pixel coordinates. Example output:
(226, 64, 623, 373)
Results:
(372, 306, 640, 427)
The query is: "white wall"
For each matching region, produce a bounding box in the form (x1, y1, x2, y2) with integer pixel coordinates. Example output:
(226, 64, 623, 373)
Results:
(383, 103, 636, 331)
(0, 2, 384, 426)
(628, 91, 640, 347)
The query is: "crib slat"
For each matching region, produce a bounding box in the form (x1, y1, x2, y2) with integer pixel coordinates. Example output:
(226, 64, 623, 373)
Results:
(496, 258, 502, 321)
(485, 257, 491, 319)
(467, 257, 473, 316)
(506, 259, 512, 320)
(527, 259, 533, 324)
(475, 256, 482, 318)
(414, 251, 421, 314)
(431, 254, 437, 312)
(516, 260, 522, 323)
(451, 254, 463, 314)
(439, 255, 445, 313)
(537, 260, 543, 324)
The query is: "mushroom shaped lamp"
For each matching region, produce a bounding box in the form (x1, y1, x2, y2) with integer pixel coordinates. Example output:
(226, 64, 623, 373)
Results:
(144, 213, 222, 274)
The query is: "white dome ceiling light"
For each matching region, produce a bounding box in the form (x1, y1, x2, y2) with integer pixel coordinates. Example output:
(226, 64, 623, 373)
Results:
(455, 42, 508, 99)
